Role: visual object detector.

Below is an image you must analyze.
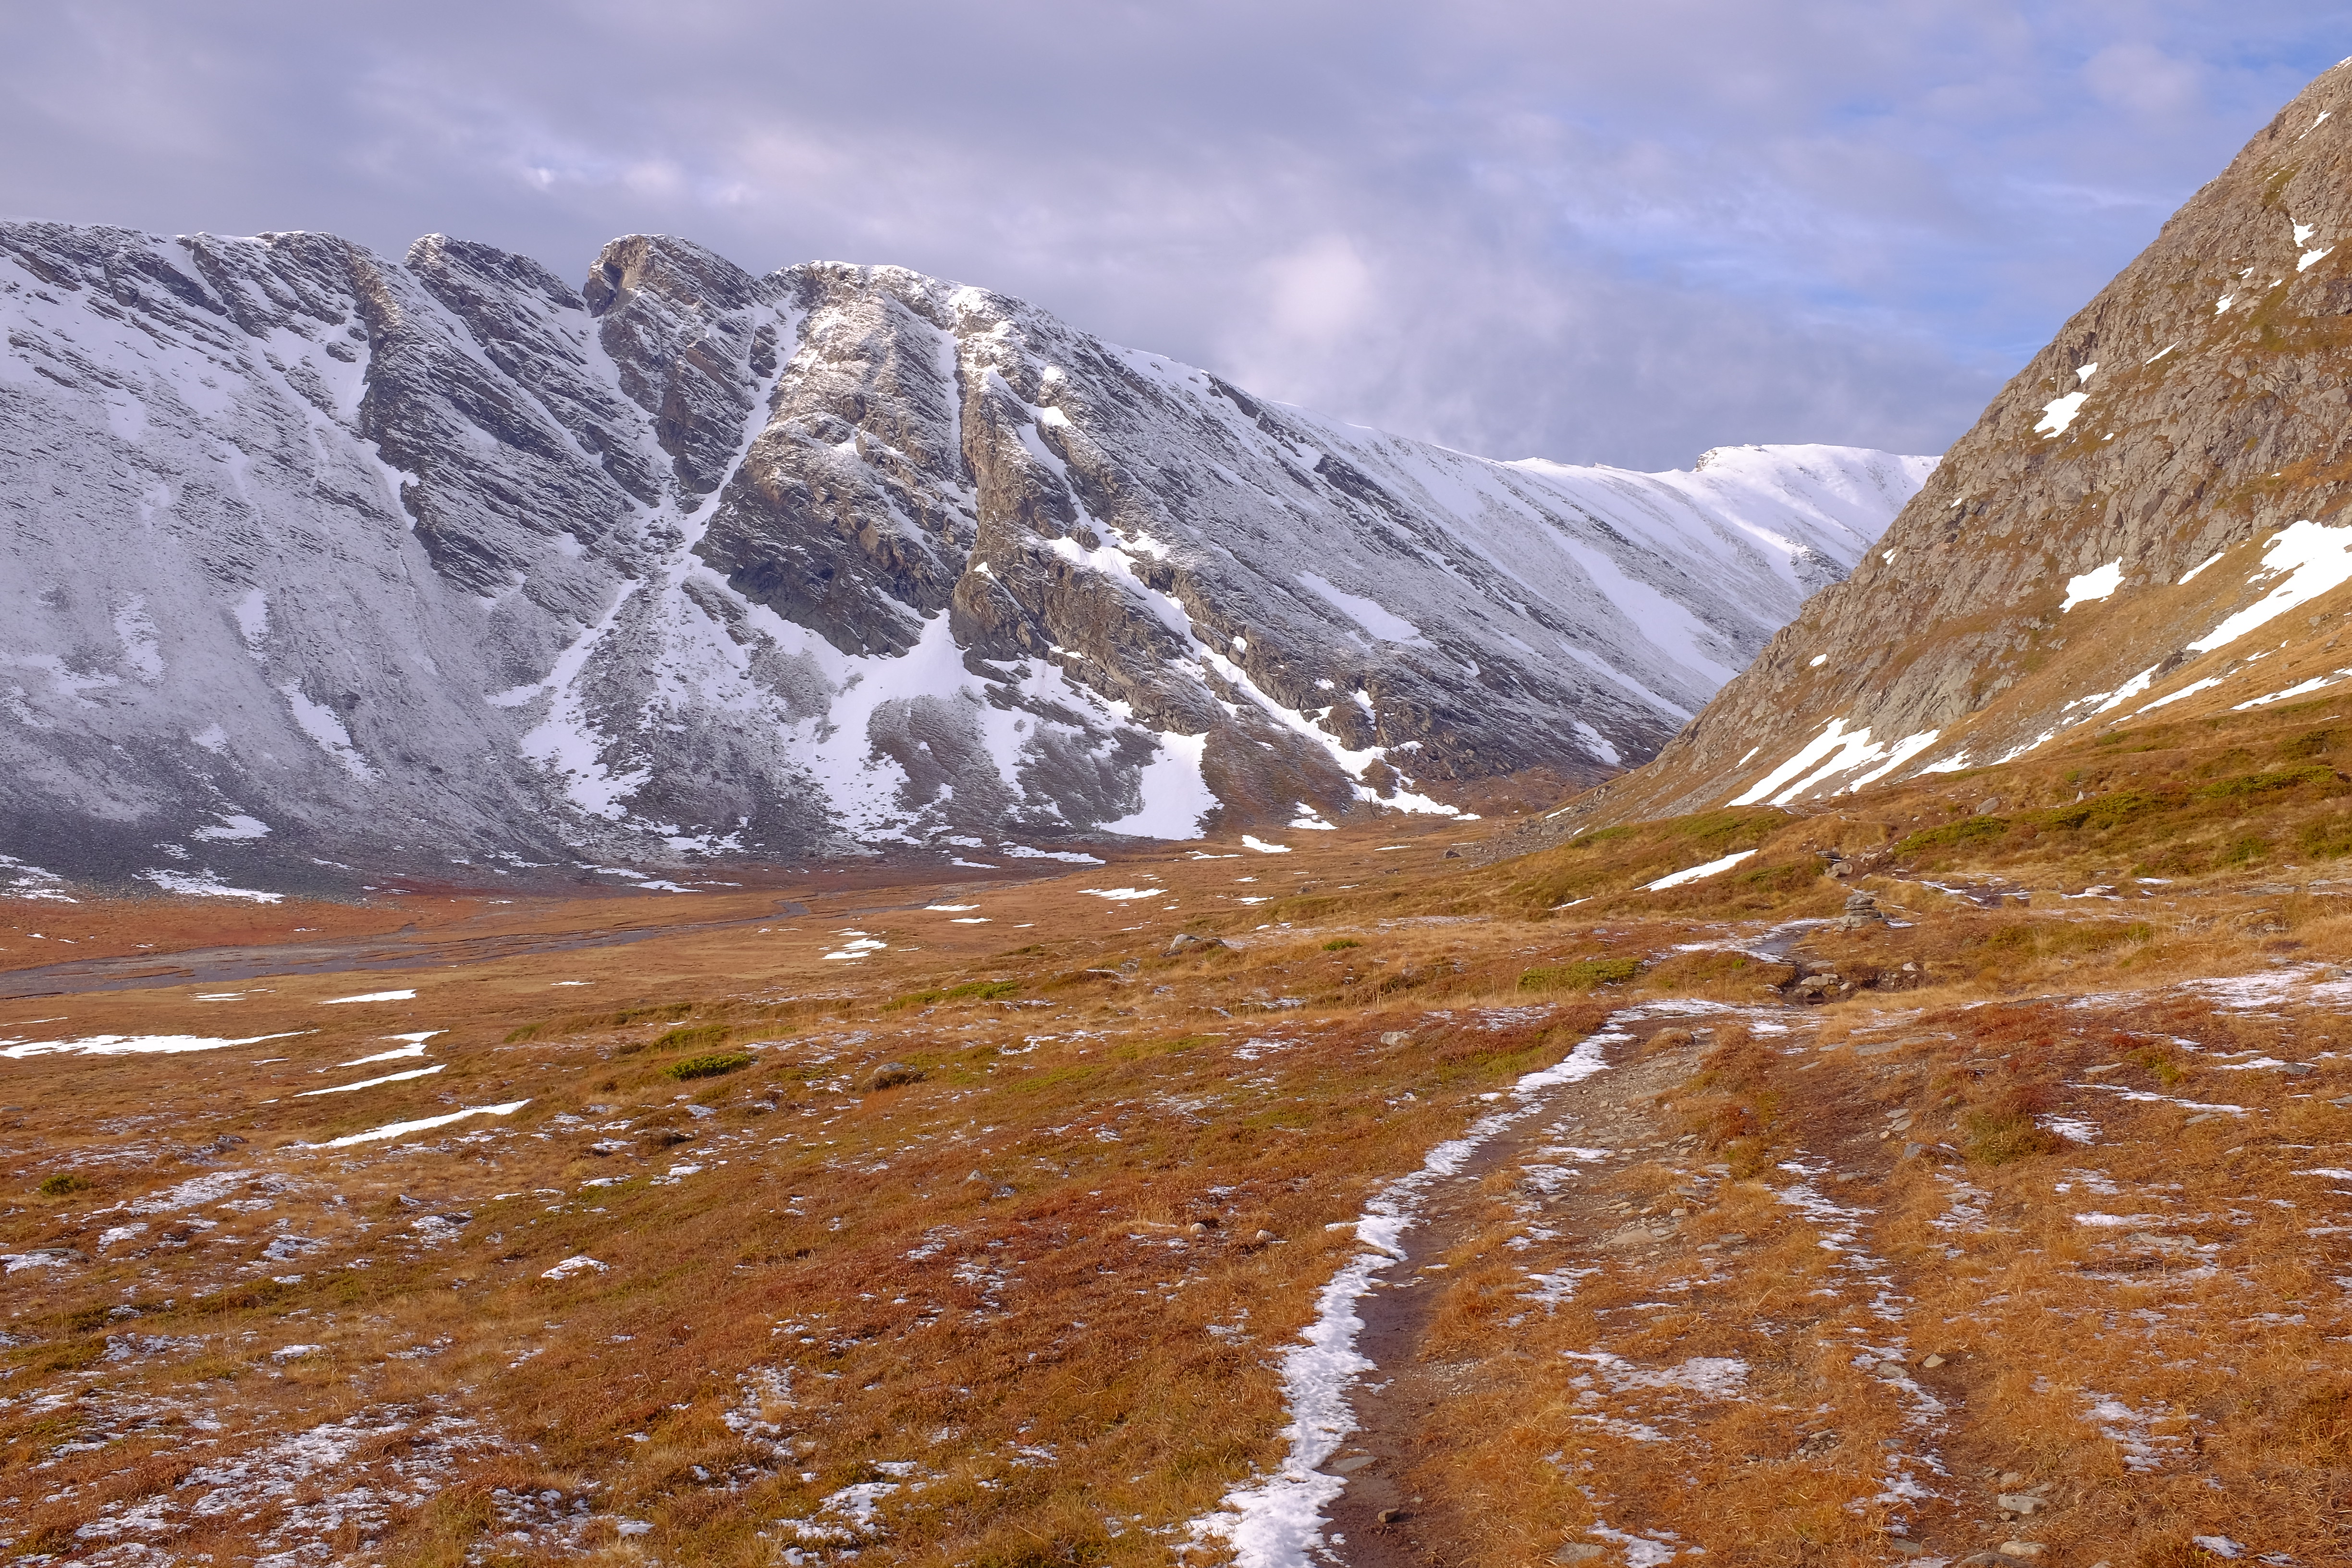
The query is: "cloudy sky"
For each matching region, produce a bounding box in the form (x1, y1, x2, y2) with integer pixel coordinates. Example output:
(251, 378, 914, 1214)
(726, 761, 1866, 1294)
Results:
(6, 2, 2346, 469)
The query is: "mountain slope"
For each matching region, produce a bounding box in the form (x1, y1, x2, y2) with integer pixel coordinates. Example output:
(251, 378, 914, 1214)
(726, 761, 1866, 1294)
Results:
(0, 222, 1925, 893)
(1565, 62, 2352, 830)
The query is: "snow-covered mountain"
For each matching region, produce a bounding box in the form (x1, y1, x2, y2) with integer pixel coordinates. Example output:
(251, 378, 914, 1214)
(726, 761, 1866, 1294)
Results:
(0, 221, 1929, 894)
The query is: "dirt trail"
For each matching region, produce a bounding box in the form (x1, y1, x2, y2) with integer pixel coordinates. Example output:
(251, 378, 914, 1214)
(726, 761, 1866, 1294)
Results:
(1314, 998, 2000, 1567)
(1321, 1011, 1739, 1565)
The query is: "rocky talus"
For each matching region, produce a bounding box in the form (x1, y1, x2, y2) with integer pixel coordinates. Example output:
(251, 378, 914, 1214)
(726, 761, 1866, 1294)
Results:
(1559, 61, 2352, 833)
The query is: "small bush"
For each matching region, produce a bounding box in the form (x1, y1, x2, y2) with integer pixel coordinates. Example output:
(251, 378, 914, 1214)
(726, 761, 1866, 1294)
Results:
(1518, 957, 1640, 992)
(664, 1052, 753, 1081)
(2039, 788, 2168, 832)
(1893, 816, 2009, 857)
(650, 1024, 730, 1053)
(1960, 1081, 2059, 1164)
(1963, 1109, 2060, 1164)
(1323, 938, 1361, 952)
(2196, 763, 2338, 799)
(891, 979, 1019, 1008)
(2301, 811, 2352, 858)
(37, 1173, 88, 1197)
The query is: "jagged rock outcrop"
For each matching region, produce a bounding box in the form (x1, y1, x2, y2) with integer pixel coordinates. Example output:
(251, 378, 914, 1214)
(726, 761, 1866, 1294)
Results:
(1567, 62, 2352, 830)
(0, 220, 1925, 894)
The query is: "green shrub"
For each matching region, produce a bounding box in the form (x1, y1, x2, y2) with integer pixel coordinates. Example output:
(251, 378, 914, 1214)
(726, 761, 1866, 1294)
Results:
(1322, 938, 1361, 952)
(650, 1023, 730, 1053)
(890, 979, 1019, 1009)
(1963, 1108, 2060, 1164)
(37, 1173, 88, 1197)
(2300, 811, 2352, 858)
(2196, 764, 2338, 799)
(1892, 816, 2009, 857)
(664, 1051, 753, 1081)
(2039, 788, 2167, 832)
(2279, 727, 2339, 760)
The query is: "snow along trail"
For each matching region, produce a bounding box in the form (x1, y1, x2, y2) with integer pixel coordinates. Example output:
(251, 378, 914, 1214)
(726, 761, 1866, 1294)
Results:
(1190, 1004, 1716, 1568)
(1769, 1155, 1950, 1522)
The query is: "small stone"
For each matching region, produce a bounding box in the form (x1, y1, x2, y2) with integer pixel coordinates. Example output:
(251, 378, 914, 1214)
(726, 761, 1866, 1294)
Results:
(1164, 932, 1227, 957)
(1553, 1547, 1605, 1563)
(1996, 1494, 2044, 1514)
(1921, 1353, 1946, 1369)
(1998, 1472, 2026, 1487)
(1886, 1541, 1931, 1560)
(1997, 1544, 2045, 1561)
(1380, 1030, 1412, 1046)
(1331, 1454, 1375, 1473)
(1253, 1229, 1278, 1244)
(1377, 1507, 1408, 1523)
(1976, 797, 2002, 815)
(1186, 1221, 1210, 1236)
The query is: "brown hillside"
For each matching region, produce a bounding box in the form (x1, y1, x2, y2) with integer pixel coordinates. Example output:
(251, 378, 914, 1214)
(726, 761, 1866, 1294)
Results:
(1556, 61, 2352, 836)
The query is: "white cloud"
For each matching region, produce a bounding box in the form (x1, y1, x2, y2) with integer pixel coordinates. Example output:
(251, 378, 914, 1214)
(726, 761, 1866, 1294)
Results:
(2082, 42, 2205, 117)
(1259, 233, 1378, 343)
(0, 3, 2339, 468)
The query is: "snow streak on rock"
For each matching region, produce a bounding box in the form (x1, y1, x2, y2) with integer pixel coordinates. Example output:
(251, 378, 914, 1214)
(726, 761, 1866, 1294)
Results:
(0, 222, 1925, 889)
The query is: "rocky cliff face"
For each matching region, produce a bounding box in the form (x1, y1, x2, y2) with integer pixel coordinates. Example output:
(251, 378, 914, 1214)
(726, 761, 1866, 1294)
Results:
(1564, 62, 2352, 832)
(0, 220, 1925, 894)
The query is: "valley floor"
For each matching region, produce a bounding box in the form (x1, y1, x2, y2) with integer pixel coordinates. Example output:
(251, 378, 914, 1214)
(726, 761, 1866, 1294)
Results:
(2, 805, 2347, 1568)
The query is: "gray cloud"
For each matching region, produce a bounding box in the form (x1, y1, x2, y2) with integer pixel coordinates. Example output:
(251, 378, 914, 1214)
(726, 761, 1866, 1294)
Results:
(3, 1, 2346, 467)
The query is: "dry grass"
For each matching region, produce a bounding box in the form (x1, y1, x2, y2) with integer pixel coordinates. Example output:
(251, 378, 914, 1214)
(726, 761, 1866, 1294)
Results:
(7, 712, 2352, 1564)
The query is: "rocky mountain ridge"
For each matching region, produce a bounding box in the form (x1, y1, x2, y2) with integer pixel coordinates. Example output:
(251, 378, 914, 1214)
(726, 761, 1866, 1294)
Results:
(0, 220, 1926, 895)
(1563, 61, 2352, 833)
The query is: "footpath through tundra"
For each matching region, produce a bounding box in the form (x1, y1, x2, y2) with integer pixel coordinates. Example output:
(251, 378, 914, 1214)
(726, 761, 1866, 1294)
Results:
(1200, 964, 2351, 1568)
(6, 786, 2352, 1566)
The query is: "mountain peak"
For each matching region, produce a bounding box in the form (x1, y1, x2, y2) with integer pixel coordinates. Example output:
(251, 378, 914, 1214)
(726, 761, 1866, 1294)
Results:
(0, 221, 1924, 895)
(1565, 63, 2352, 830)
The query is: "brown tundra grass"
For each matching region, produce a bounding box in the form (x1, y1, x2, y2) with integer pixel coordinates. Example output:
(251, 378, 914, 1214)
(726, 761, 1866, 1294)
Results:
(6, 697, 2352, 1565)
